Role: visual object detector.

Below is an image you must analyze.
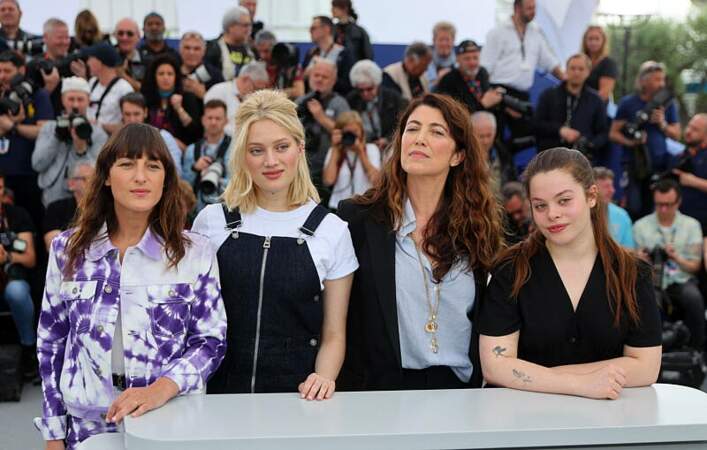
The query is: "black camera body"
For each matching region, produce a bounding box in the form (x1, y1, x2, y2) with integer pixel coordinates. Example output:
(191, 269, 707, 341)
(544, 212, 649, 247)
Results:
(341, 131, 357, 148)
(573, 136, 594, 159)
(620, 88, 673, 141)
(27, 52, 85, 86)
(0, 231, 27, 254)
(497, 88, 533, 118)
(5, 35, 45, 57)
(297, 91, 325, 154)
(271, 43, 299, 70)
(648, 246, 669, 289)
(0, 74, 35, 116)
(55, 110, 92, 143)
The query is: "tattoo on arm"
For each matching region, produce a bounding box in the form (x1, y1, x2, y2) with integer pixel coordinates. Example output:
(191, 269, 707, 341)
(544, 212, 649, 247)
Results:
(512, 369, 532, 383)
(492, 346, 507, 358)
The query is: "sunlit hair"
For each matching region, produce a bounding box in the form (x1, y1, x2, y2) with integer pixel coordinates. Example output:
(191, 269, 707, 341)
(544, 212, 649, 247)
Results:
(581, 25, 609, 60)
(334, 110, 365, 136)
(64, 123, 188, 277)
(222, 89, 319, 212)
(497, 147, 641, 326)
(354, 93, 504, 280)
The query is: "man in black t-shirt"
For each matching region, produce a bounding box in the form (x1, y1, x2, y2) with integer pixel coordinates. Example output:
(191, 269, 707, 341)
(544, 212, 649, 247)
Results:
(435, 40, 502, 113)
(139, 12, 180, 72)
(0, 170, 37, 377)
(43, 162, 93, 250)
(205, 6, 255, 81)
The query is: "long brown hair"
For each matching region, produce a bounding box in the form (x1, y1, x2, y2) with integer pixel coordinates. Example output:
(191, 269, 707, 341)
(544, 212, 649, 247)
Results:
(499, 148, 640, 326)
(582, 25, 609, 61)
(355, 93, 504, 280)
(64, 123, 188, 277)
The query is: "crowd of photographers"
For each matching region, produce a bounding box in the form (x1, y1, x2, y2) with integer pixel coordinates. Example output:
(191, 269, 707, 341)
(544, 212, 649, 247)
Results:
(0, 0, 705, 380)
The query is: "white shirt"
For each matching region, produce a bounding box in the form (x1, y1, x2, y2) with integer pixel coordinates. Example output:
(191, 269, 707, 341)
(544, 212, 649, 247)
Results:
(87, 77, 134, 126)
(204, 80, 240, 136)
(192, 200, 359, 289)
(324, 143, 381, 209)
(480, 20, 559, 91)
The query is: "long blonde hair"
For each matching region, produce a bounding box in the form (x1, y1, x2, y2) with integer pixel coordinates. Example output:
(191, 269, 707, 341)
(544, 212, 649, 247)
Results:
(222, 89, 320, 212)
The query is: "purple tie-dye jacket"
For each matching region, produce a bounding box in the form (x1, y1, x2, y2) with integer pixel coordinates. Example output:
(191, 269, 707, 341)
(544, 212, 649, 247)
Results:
(34, 226, 227, 441)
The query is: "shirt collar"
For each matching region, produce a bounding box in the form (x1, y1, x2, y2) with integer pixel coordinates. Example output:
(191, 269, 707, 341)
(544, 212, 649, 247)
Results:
(397, 197, 417, 238)
(85, 223, 163, 262)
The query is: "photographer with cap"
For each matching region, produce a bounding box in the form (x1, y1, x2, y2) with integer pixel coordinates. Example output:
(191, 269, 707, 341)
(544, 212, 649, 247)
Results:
(0, 50, 53, 227)
(0, 169, 38, 379)
(32, 76, 107, 207)
(435, 39, 503, 113)
(610, 61, 681, 219)
(76, 41, 134, 135)
(533, 54, 608, 157)
(633, 178, 704, 351)
(179, 31, 223, 100)
(673, 113, 707, 237)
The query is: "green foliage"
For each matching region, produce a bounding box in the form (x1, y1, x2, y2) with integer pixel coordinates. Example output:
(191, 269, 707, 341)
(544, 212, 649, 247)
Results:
(607, 6, 707, 122)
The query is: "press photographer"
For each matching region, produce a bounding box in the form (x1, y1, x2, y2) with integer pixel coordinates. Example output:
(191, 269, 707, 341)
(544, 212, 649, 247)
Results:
(0, 50, 53, 228)
(0, 0, 41, 57)
(254, 30, 305, 99)
(180, 31, 224, 100)
(32, 76, 107, 207)
(611, 61, 681, 219)
(0, 170, 38, 379)
(672, 113, 707, 236)
(633, 178, 705, 351)
(295, 57, 350, 197)
(534, 54, 608, 160)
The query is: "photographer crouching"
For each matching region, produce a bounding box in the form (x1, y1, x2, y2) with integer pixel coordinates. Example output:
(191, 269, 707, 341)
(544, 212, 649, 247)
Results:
(0, 170, 38, 379)
(31, 76, 107, 207)
(633, 178, 705, 351)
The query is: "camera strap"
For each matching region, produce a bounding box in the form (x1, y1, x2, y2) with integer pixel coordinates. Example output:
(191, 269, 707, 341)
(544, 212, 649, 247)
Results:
(565, 93, 579, 127)
(193, 135, 232, 191)
(90, 76, 122, 122)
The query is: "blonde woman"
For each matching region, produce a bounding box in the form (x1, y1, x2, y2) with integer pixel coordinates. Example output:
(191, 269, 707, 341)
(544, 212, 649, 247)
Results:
(322, 111, 381, 210)
(581, 26, 617, 102)
(192, 90, 358, 400)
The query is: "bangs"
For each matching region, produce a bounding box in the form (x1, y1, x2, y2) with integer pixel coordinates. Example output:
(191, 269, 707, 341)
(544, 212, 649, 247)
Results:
(105, 124, 174, 171)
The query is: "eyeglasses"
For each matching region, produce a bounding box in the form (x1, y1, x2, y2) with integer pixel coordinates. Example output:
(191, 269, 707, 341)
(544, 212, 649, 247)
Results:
(117, 30, 135, 37)
(357, 85, 377, 93)
(655, 200, 678, 209)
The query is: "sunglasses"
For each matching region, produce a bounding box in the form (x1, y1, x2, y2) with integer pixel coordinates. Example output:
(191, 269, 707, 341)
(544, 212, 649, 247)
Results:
(117, 30, 135, 37)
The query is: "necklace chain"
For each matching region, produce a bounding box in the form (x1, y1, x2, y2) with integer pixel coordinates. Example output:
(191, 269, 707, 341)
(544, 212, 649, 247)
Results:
(413, 242, 441, 353)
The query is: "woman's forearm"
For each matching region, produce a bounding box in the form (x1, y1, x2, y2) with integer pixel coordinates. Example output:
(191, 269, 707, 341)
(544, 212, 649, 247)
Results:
(552, 354, 660, 387)
(314, 334, 345, 381)
(483, 352, 583, 396)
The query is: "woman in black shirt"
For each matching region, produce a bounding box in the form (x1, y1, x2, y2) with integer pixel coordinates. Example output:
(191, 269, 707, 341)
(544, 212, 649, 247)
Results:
(582, 26, 618, 103)
(478, 147, 662, 400)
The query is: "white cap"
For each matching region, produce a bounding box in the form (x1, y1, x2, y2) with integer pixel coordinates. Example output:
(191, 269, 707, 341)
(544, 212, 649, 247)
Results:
(61, 76, 91, 95)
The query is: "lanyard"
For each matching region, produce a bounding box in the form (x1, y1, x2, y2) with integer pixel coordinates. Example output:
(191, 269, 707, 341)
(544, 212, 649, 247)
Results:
(565, 94, 579, 127)
(343, 152, 359, 196)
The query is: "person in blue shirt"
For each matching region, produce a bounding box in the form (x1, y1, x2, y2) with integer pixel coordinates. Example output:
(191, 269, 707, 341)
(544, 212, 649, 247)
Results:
(0, 50, 54, 228)
(594, 167, 635, 249)
(673, 113, 707, 237)
(610, 61, 681, 219)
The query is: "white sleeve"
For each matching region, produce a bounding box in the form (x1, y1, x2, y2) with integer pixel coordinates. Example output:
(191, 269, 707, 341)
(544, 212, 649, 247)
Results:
(325, 220, 359, 280)
(191, 205, 223, 252)
(366, 144, 382, 168)
(537, 31, 559, 73)
(480, 29, 500, 76)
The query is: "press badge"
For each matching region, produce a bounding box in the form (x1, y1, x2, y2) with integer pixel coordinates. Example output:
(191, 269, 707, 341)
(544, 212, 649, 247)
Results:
(519, 60, 531, 71)
(326, 108, 335, 117)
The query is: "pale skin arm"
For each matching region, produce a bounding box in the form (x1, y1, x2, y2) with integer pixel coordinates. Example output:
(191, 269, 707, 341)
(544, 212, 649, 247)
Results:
(44, 230, 60, 252)
(322, 131, 343, 187)
(673, 170, 707, 194)
(298, 274, 352, 400)
(597, 76, 615, 102)
(105, 376, 180, 423)
(480, 332, 661, 399)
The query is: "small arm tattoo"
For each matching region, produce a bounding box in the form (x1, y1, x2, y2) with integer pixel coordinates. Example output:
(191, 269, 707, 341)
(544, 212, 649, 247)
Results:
(492, 346, 507, 357)
(512, 369, 532, 383)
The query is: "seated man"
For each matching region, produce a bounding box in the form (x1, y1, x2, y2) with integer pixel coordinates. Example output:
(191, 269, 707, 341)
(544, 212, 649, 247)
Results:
(382, 42, 431, 101)
(501, 181, 531, 245)
(182, 99, 232, 211)
(435, 40, 503, 113)
(32, 77, 107, 207)
(180, 31, 224, 100)
(634, 178, 704, 350)
(139, 12, 180, 71)
(471, 111, 515, 194)
(43, 162, 93, 250)
(205, 6, 255, 81)
(593, 166, 635, 249)
(0, 170, 37, 378)
(204, 61, 269, 136)
(674, 113, 707, 237)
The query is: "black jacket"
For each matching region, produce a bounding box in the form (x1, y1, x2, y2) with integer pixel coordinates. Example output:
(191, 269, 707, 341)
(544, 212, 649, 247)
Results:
(336, 200, 486, 391)
(334, 21, 374, 63)
(533, 83, 608, 153)
(434, 67, 490, 113)
(346, 86, 407, 142)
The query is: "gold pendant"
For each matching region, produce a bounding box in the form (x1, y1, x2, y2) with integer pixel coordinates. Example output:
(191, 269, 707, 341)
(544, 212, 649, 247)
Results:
(430, 337, 439, 353)
(425, 320, 438, 333)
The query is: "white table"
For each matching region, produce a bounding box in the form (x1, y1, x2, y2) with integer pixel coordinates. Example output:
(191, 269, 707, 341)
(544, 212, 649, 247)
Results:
(76, 432, 125, 450)
(119, 384, 707, 449)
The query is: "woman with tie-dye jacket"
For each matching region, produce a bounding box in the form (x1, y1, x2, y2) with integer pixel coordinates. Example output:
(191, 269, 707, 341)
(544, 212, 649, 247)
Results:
(34, 123, 227, 450)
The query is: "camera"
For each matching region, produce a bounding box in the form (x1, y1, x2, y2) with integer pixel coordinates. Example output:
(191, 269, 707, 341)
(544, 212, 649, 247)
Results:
(55, 110, 93, 143)
(647, 246, 669, 289)
(188, 65, 212, 85)
(573, 136, 594, 160)
(5, 36, 45, 57)
(199, 160, 225, 196)
(496, 88, 533, 118)
(621, 88, 673, 141)
(0, 74, 35, 116)
(271, 43, 299, 70)
(297, 91, 324, 154)
(341, 131, 357, 148)
(0, 231, 27, 254)
(27, 52, 85, 87)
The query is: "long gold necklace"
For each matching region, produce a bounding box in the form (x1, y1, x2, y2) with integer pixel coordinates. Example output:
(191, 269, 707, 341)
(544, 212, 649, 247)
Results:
(413, 243, 441, 353)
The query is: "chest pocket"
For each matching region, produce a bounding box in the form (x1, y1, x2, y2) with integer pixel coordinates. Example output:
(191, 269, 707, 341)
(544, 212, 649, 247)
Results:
(147, 283, 194, 338)
(59, 280, 99, 335)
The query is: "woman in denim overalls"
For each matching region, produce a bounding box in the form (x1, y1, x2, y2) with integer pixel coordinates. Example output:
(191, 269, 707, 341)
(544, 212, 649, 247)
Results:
(193, 90, 357, 400)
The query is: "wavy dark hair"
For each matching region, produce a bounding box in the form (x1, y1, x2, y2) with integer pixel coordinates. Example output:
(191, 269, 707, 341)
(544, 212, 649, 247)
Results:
(64, 123, 188, 277)
(497, 148, 640, 326)
(354, 93, 504, 280)
(140, 54, 183, 109)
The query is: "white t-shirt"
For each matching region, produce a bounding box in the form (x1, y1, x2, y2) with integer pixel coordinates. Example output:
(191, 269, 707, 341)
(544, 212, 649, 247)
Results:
(87, 77, 134, 127)
(192, 200, 358, 289)
(324, 143, 381, 209)
(204, 80, 240, 136)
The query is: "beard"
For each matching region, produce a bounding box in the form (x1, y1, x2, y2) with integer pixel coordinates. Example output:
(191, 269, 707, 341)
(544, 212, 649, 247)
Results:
(145, 31, 164, 43)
